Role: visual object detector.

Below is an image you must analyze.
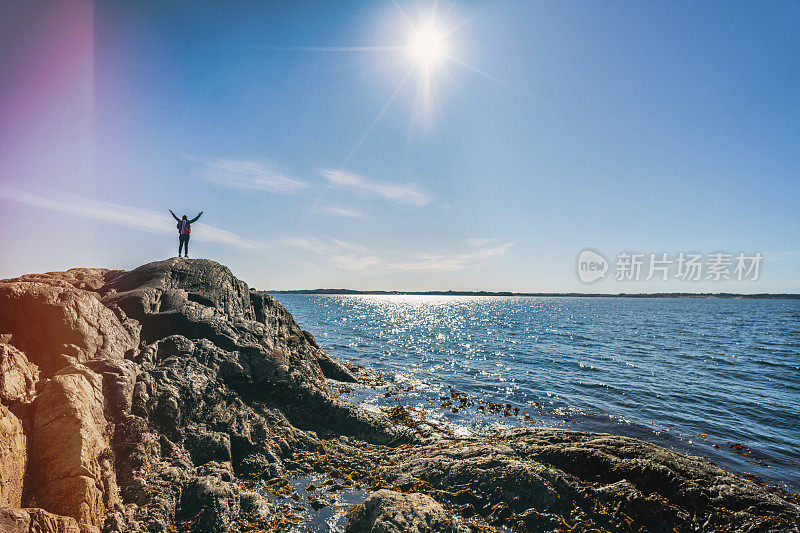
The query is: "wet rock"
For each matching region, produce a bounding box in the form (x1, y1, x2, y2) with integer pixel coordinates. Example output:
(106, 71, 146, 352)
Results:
(183, 426, 232, 466)
(378, 428, 800, 532)
(178, 475, 240, 533)
(387, 405, 417, 428)
(592, 478, 684, 527)
(316, 350, 358, 383)
(239, 491, 268, 518)
(308, 494, 327, 511)
(345, 489, 455, 533)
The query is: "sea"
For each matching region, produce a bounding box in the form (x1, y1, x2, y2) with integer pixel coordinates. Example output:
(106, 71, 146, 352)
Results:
(278, 294, 800, 495)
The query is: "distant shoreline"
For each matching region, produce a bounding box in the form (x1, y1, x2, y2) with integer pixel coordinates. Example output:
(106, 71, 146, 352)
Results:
(268, 289, 800, 299)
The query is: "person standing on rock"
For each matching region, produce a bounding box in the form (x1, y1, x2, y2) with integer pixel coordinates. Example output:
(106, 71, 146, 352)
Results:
(169, 209, 202, 258)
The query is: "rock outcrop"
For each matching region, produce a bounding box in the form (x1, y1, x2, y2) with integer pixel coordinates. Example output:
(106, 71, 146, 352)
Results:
(0, 259, 797, 532)
(0, 343, 38, 404)
(0, 259, 411, 532)
(27, 366, 118, 529)
(0, 270, 138, 378)
(0, 507, 81, 532)
(345, 490, 456, 533)
(0, 404, 25, 508)
(373, 429, 800, 532)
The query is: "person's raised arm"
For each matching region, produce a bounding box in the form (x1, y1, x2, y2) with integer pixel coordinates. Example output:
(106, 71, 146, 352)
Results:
(189, 211, 203, 223)
(169, 209, 180, 222)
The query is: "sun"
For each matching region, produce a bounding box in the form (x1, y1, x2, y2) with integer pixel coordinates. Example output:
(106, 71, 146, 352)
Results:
(409, 25, 448, 67)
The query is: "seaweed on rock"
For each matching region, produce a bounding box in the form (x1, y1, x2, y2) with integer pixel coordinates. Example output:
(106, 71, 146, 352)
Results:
(0, 259, 795, 532)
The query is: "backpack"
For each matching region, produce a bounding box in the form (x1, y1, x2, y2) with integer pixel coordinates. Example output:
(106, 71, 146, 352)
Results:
(178, 220, 191, 235)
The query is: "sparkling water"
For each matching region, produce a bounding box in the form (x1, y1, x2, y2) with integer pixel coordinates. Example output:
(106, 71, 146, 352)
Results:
(278, 294, 800, 492)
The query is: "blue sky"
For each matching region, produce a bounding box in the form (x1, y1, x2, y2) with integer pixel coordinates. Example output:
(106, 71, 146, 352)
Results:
(1, 0, 798, 292)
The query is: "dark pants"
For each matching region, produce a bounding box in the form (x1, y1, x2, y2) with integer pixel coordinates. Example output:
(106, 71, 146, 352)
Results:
(179, 234, 190, 256)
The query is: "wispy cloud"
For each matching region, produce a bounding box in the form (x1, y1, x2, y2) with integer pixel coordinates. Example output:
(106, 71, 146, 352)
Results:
(196, 157, 308, 194)
(281, 236, 366, 256)
(320, 169, 431, 207)
(281, 237, 328, 254)
(282, 236, 382, 271)
(0, 186, 259, 249)
(282, 235, 512, 272)
(387, 241, 514, 272)
(330, 254, 383, 271)
(466, 238, 495, 247)
(323, 205, 366, 219)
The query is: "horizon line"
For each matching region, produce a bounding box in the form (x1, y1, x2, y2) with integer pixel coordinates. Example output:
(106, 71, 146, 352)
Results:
(264, 288, 800, 299)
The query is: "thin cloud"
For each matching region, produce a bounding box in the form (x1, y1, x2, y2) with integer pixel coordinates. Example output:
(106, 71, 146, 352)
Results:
(281, 236, 366, 256)
(198, 157, 308, 194)
(387, 242, 514, 272)
(282, 236, 379, 271)
(467, 238, 495, 247)
(320, 169, 431, 207)
(329, 238, 368, 254)
(0, 186, 259, 250)
(323, 206, 366, 219)
(282, 235, 512, 272)
(464, 241, 514, 261)
(281, 237, 328, 254)
(386, 256, 465, 272)
(330, 254, 383, 271)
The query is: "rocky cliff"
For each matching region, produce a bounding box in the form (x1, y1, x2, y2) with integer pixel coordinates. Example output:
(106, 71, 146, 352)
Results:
(0, 259, 796, 532)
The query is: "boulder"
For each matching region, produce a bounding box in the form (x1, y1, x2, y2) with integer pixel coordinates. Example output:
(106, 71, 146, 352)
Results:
(315, 349, 357, 383)
(0, 507, 81, 532)
(6, 268, 121, 294)
(0, 342, 38, 403)
(100, 260, 406, 444)
(26, 366, 119, 528)
(102, 259, 255, 322)
(178, 475, 241, 533)
(0, 507, 27, 533)
(0, 281, 138, 378)
(345, 490, 455, 533)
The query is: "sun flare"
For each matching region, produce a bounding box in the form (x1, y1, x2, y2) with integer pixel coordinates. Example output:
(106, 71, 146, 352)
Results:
(409, 25, 448, 67)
